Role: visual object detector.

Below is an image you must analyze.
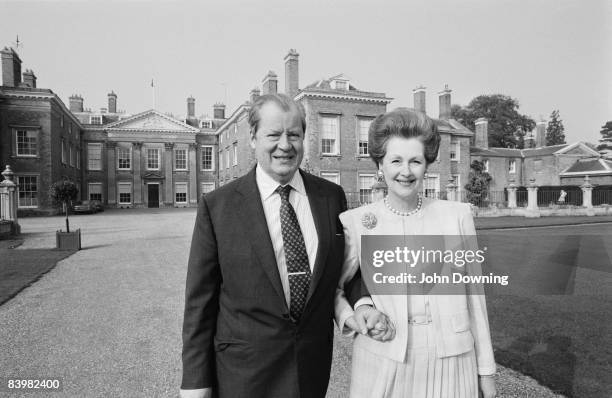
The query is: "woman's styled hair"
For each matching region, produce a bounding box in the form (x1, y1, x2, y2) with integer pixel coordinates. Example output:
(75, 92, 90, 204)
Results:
(248, 93, 307, 137)
(368, 107, 441, 166)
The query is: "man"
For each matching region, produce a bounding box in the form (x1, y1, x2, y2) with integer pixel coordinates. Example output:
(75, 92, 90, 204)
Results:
(181, 93, 349, 398)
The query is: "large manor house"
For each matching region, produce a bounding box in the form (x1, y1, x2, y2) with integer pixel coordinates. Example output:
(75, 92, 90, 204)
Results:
(1, 46, 608, 213)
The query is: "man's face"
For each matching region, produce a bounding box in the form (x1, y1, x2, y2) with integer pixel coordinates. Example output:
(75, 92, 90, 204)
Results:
(250, 101, 304, 185)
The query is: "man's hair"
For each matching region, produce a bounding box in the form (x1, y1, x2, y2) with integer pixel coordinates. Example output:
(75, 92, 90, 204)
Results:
(248, 93, 307, 137)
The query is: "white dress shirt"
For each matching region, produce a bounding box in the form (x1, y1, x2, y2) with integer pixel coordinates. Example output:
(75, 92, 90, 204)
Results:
(256, 166, 319, 308)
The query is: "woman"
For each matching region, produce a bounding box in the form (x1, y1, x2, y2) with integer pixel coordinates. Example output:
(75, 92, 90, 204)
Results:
(335, 108, 496, 398)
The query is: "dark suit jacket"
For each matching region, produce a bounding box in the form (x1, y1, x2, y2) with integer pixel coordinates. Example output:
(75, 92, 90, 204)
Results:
(181, 167, 347, 398)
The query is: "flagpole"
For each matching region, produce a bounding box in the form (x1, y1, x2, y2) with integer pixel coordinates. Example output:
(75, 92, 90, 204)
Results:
(151, 79, 156, 109)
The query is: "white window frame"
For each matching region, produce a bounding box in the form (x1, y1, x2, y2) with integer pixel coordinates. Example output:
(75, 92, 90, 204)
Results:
(117, 146, 132, 170)
(509, 159, 516, 174)
(76, 150, 80, 169)
(320, 115, 340, 155)
(90, 115, 103, 125)
(175, 182, 188, 204)
(450, 140, 460, 161)
(357, 118, 372, 156)
(175, 148, 188, 171)
(87, 143, 102, 171)
(118, 182, 132, 205)
(69, 145, 74, 167)
(88, 183, 103, 201)
(483, 159, 490, 173)
(146, 148, 160, 170)
(232, 143, 238, 166)
(201, 146, 214, 171)
(451, 174, 461, 192)
(225, 149, 230, 169)
(358, 173, 376, 204)
(423, 173, 440, 198)
(15, 129, 38, 157)
(16, 175, 39, 208)
(201, 182, 215, 195)
(320, 171, 340, 185)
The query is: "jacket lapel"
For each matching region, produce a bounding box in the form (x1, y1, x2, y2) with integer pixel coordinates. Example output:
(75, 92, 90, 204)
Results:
(236, 168, 288, 310)
(302, 171, 331, 303)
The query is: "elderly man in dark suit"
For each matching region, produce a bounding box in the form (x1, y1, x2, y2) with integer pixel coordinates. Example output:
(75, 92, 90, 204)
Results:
(180, 93, 353, 398)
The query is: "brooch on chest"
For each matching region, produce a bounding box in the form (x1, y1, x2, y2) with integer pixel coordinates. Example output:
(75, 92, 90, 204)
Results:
(361, 212, 378, 229)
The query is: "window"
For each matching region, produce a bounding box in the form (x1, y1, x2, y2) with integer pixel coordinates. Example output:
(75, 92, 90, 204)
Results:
(226, 129, 230, 142)
(509, 159, 516, 173)
(321, 171, 340, 185)
(224, 149, 228, 169)
(17, 175, 38, 208)
(451, 174, 461, 192)
(88, 183, 102, 201)
(423, 173, 440, 198)
(321, 115, 339, 155)
(175, 149, 187, 170)
(483, 159, 489, 172)
(201, 182, 215, 195)
(334, 80, 347, 90)
(201, 120, 213, 129)
(358, 119, 372, 156)
(450, 140, 459, 161)
(69, 145, 74, 167)
(61, 140, 66, 164)
(201, 146, 214, 171)
(359, 174, 376, 204)
(175, 182, 188, 204)
(233, 124, 237, 137)
(117, 147, 131, 170)
(118, 183, 132, 204)
(90, 115, 102, 125)
(88, 143, 102, 170)
(232, 144, 238, 166)
(147, 148, 160, 170)
(76, 150, 80, 169)
(16, 130, 38, 156)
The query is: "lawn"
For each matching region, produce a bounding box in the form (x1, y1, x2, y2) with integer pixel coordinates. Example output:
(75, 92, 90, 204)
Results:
(0, 247, 75, 305)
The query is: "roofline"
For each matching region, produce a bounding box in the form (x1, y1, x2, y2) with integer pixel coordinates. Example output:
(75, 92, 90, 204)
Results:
(295, 90, 393, 104)
(560, 170, 612, 176)
(215, 104, 250, 134)
(103, 109, 199, 132)
(1, 87, 83, 128)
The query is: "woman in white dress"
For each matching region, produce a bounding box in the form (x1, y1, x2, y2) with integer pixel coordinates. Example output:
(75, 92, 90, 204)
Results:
(336, 108, 497, 398)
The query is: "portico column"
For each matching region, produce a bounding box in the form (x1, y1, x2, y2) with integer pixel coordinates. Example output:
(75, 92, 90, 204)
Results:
(133, 142, 143, 207)
(0, 166, 20, 234)
(164, 143, 174, 207)
(106, 142, 117, 205)
(189, 143, 198, 205)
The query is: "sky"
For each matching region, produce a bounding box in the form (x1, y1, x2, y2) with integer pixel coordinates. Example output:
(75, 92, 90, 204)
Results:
(1, 0, 610, 144)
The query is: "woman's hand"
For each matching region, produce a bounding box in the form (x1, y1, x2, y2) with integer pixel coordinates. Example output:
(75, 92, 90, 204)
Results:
(478, 375, 496, 398)
(345, 305, 395, 342)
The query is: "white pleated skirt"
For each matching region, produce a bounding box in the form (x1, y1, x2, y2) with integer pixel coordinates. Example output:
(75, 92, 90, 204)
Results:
(349, 324, 478, 398)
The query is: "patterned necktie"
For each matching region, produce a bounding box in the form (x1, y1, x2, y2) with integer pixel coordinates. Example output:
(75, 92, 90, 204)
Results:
(276, 185, 311, 321)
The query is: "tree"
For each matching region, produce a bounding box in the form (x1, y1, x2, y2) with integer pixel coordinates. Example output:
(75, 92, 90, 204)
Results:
(597, 121, 612, 157)
(48, 180, 78, 233)
(545, 110, 566, 145)
(451, 94, 536, 148)
(464, 160, 492, 207)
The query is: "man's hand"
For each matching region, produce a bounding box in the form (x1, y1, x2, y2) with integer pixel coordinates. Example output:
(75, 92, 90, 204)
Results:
(345, 305, 395, 342)
(179, 388, 212, 398)
(478, 376, 496, 398)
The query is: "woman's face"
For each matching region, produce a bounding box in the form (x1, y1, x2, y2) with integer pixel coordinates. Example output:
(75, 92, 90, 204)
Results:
(379, 136, 427, 202)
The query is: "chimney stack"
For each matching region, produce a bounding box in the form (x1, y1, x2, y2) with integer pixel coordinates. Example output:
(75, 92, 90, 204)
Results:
(22, 69, 37, 88)
(284, 49, 299, 98)
(1, 47, 22, 87)
(475, 118, 489, 149)
(250, 87, 261, 104)
(536, 120, 547, 147)
(187, 96, 196, 119)
(69, 94, 84, 113)
(213, 103, 226, 120)
(262, 71, 278, 95)
(108, 91, 117, 113)
(413, 86, 426, 114)
(438, 85, 452, 120)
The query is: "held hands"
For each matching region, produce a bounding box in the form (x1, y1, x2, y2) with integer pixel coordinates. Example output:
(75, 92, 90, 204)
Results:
(345, 305, 396, 342)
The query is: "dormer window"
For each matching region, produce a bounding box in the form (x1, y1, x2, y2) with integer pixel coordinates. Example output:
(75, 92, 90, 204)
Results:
(200, 120, 213, 129)
(90, 115, 103, 125)
(332, 79, 348, 90)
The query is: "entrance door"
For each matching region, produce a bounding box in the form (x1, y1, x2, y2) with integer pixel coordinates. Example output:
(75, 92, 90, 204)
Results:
(148, 184, 159, 208)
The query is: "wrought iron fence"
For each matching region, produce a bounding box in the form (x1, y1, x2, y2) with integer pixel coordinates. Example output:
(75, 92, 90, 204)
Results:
(593, 189, 612, 206)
